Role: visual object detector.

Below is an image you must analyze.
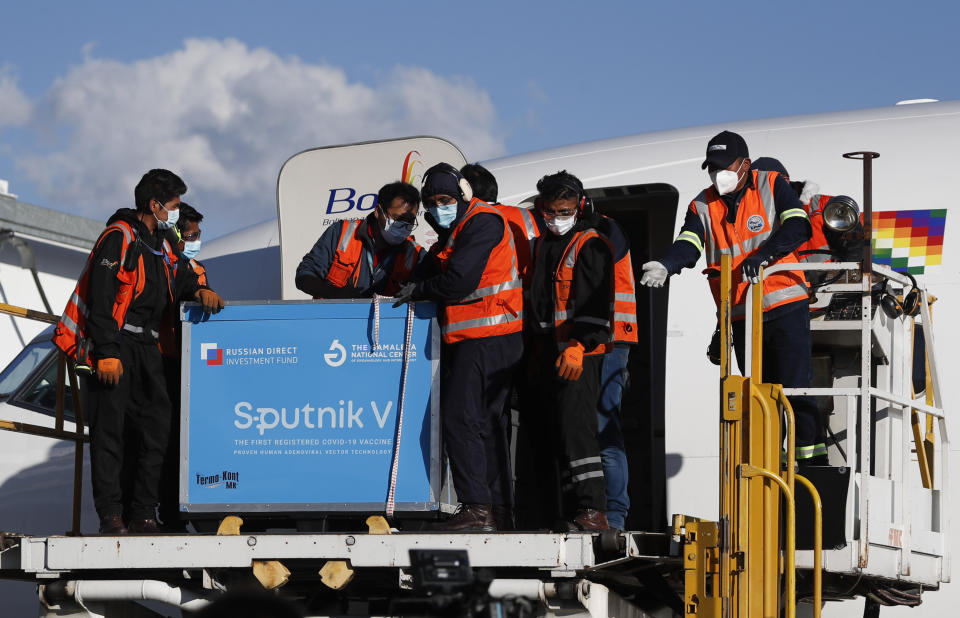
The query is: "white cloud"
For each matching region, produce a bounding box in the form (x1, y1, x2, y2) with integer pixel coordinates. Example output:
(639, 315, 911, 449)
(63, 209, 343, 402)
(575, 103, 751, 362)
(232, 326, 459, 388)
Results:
(15, 38, 505, 235)
(0, 68, 30, 127)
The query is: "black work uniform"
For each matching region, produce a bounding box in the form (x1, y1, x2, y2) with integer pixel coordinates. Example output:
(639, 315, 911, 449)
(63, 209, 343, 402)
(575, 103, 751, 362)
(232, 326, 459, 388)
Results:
(84, 209, 200, 522)
(516, 214, 612, 529)
(415, 206, 522, 507)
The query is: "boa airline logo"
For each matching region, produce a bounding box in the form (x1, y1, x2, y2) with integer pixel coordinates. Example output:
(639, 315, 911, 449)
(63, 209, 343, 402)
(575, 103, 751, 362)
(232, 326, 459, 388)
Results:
(323, 150, 425, 215)
(401, 150, 422, 185)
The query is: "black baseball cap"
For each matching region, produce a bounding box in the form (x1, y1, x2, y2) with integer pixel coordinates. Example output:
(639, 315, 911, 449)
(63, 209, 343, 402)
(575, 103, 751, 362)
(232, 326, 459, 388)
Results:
(701, 130, 749, 170)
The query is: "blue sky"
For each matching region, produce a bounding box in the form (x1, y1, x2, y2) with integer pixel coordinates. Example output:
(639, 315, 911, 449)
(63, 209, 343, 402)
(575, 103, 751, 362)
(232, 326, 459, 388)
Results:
(1, 1, 957, 237)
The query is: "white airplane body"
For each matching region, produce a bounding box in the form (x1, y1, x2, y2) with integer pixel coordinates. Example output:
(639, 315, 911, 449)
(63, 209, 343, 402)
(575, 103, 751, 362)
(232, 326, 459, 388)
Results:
(2, 100, 958, 615)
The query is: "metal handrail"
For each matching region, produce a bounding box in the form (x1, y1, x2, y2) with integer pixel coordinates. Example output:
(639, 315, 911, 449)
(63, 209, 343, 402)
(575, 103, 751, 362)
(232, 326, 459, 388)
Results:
(796, 474, 824, 616)
(746, 257, 949, 580)
(0, 302, 87, 536)
(741, 464, 796, 618)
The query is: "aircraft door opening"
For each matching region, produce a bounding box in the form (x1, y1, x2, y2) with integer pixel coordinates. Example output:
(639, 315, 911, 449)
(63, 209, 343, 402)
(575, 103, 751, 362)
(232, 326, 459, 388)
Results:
(589, 183, 678, 533)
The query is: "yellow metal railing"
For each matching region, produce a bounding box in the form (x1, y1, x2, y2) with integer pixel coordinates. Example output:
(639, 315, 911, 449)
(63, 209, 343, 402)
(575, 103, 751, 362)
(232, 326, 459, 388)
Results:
(0, 302, 87, 535)
(693, 257, 823, 618)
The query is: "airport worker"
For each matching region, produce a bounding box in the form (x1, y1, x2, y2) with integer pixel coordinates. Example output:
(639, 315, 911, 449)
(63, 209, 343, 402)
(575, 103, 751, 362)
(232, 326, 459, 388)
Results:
(394, 162, 523, 531)
(460, 163, 541, 286)
(174, 202, 208, 284)
(155, 201, 209, 530)
(53, 169, 224, 534)
(592, 212, 637, 530)
(639, 131, 828, 467)
(295, 181, 423, 299)
(752, 157, 834, 264)
(458, 163, 540, 530)
(518, 170, 612, 531)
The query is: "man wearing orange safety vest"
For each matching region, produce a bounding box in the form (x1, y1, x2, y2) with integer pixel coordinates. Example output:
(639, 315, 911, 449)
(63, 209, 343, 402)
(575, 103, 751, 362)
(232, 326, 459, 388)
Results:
(458, 164, 540, 531)
(295, 181, 423, 299)
(593, 213, 638, 529)
(640, 132, 828, 467)
(752, 158, 834, 264)
(517, 170, 613, 531)
(393, 163, 523, 532)
(53, 169, 224, 534)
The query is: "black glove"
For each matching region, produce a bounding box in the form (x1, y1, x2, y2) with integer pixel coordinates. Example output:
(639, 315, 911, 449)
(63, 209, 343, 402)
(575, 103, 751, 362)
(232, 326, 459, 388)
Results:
(392, 282, 420, 308)
(707, 325, 721, 366)
(741, 254, 769, 284)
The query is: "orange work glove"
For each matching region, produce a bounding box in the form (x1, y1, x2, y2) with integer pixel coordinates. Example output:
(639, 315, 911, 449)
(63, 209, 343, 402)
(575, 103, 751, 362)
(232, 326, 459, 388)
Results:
(555, 341, 585, 381)
(96, 358, 123, 386)
(196, 288, 224, 314)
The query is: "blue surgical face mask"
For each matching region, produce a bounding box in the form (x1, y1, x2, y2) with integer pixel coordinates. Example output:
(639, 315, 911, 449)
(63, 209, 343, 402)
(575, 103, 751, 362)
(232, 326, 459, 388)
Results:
(155, 201, 180, 230)
(182, 240, 201, 260)
(426, 203, 458, 229)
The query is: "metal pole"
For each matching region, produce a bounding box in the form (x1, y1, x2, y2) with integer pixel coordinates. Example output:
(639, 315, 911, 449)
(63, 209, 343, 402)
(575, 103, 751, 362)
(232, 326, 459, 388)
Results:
(0, 302, 58, 324)
(55, 352, 66, 433)
(842, 151, 880, 276)
(751, 271, 764, 381)
(844, 150, 879, 569)
(67, 363, 86, 536)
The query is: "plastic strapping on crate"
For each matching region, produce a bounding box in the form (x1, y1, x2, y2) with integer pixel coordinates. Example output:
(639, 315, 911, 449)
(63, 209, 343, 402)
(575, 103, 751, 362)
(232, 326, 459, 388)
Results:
(385, 301, 415, 517)
(371, 294, 381, 349)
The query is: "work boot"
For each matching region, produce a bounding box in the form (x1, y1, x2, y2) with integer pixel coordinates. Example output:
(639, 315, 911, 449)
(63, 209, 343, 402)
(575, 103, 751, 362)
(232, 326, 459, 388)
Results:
(567, 509, 610, 532)
(98, 514, 128, 535)
(492, 505, 514, 531)
(128, 518, 160, 534)
(431, 504, 496, 532)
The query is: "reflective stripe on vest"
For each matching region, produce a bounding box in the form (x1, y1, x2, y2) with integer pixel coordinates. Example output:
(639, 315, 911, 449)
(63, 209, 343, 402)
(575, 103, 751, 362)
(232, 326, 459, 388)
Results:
(552, 228, 615, 355)
(436, 199, 524, 343)
(493, 203, 539, 286)
(611, 249, 638, 344)
(339, 220, 360, 252)
(517, 207, 538, 239)
(692, 170, 808, 317)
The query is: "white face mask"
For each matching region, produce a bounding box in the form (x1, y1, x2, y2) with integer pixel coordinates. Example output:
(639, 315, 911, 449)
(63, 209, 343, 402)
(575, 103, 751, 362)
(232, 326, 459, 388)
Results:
(709, 159, 747, 195)
(545, 214, 576, 236)
(182, 240, 201, 260)
(154, 202, 180, 230)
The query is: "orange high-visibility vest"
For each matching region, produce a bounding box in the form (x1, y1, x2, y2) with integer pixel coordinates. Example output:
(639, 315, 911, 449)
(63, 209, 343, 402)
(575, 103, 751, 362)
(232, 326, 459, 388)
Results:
(491, 203, 539, 286)
(549, 228, 615, 355)
(687, 170, 808, 319)
(189, 258, 208, 287)
(53, 220, 178, 365)
(798, 194, 833, 263)
(322, 219, 421, 297)
(611, 248, 639, 345)
(434, 198, 523, 343)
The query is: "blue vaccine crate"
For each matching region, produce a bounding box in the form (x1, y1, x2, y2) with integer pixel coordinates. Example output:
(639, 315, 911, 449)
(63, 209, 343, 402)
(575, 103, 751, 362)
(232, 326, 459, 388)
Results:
(179, 299, 450, 515)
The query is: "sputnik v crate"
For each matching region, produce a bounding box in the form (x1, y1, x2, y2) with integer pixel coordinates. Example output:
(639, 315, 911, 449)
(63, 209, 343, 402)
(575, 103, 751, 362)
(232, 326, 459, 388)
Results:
(179, 299, 449, 515)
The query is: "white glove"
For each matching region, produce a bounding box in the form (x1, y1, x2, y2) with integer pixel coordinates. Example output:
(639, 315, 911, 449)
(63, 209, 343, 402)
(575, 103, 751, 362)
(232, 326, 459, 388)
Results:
(640, 261, 668, 288)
